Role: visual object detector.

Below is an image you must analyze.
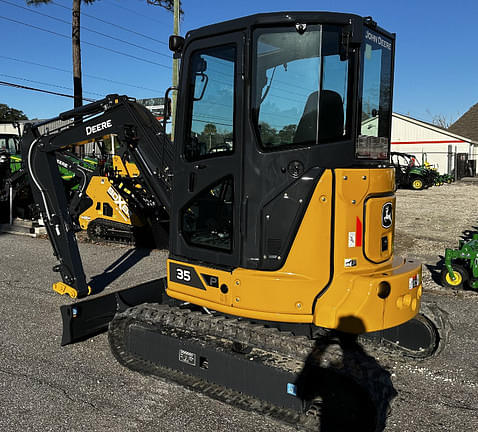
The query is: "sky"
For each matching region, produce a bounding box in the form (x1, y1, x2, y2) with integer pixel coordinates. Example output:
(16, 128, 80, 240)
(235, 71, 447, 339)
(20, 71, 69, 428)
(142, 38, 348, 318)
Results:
(0, 0, 477, 124)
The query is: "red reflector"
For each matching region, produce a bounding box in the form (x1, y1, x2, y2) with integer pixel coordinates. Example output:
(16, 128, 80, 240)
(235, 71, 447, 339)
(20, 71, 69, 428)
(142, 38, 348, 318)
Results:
(356, 217, 363, 247)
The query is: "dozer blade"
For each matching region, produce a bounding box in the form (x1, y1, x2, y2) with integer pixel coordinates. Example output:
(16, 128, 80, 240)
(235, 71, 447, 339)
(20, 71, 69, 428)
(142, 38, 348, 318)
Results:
(361, 302, 448, 358)
(60, 278, 166, 345)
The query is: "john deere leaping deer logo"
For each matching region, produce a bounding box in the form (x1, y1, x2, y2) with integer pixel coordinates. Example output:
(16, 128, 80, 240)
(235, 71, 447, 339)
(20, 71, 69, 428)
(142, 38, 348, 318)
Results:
(382, 202, 393, 229)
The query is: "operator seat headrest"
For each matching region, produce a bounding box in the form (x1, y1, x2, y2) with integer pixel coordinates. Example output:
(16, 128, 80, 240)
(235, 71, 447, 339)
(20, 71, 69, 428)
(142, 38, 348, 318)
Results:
(293, 90, 344, 145)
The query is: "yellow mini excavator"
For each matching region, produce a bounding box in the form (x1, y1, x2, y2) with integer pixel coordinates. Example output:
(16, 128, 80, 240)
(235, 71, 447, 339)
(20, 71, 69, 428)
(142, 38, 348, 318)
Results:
(54, 151, 143, 244)
(21, 12, 445, 431)
(58, 138, 166, 245)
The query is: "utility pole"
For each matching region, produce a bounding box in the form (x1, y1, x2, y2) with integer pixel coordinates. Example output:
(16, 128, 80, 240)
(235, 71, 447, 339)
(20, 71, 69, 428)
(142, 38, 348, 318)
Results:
(72, 0, 84, 156)
(72, 0, 83, 111)
(171, 0, 180, 142)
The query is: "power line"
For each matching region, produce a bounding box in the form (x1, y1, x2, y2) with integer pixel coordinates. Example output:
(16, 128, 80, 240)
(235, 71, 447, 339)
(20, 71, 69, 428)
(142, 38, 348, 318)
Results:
(192, 118, 233, 128)
(0, 80, 95, 102)
(51, 0, 169, 46)
(103, 0, 170, 26)
(1, 0, 170, 58)
(0, 73, 104, 98)
(0, 15, 172, 69)
(194, 112, 233, 123)
(0, 55, 162, 94)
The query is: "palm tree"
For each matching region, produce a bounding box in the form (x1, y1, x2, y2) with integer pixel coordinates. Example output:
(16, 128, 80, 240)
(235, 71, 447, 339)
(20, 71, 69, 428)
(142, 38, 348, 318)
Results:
(203, 123, 217, 148)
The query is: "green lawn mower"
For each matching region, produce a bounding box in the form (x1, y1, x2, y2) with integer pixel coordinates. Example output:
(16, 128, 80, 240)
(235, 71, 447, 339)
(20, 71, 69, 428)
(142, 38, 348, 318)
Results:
(439, 173, 454, 184)
(423, 162, 454, 186)
(441, 235, 478, 290)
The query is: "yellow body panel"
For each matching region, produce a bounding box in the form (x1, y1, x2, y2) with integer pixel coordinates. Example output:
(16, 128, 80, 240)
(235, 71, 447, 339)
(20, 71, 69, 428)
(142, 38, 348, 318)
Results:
(167, 168, 422, 333)
(112, 155, 140, 178)
(78, 176, 137, 230)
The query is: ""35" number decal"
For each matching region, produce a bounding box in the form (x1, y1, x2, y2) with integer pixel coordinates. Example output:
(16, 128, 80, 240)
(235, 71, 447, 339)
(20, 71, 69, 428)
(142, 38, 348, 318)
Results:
(176, 268, 191, 282)
(169, 262, 206, 290)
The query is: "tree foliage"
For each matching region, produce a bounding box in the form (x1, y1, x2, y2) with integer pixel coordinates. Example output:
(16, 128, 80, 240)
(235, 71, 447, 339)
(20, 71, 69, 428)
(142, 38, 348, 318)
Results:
(431, 114, 451, 129)
(259, 122, 297, 145)
(0, 104, 28, 121)
(147, 0, 184, 15)
(203, 123, 217, 135)
(426, 109, 453, 129)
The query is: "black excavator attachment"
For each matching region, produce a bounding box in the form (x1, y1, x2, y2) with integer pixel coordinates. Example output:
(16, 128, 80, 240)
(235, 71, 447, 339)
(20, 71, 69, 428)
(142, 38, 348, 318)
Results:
(60, 278, 166, 345)
(361, 302, 448, 359)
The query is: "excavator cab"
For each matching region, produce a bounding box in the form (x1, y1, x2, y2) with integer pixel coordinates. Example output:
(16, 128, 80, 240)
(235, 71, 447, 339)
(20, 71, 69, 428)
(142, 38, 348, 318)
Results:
(167, 12, 421, 333)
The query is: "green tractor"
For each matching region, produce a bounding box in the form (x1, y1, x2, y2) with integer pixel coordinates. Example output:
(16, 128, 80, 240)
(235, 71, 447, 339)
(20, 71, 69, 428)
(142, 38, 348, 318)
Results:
(391, 152, 435, 190)
(0, 133, 22, 174)
(57, 153, 99, 191)
(423, 161, 454, 186)
(0, 133, 34, 222)
(1, 132, 100, 222)
(441, 235, 478, 290)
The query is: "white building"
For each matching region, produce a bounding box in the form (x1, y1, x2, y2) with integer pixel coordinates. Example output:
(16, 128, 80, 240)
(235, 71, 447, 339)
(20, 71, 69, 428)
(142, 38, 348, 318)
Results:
(0, 121, 27, 136)
(391, 113, 478, 175)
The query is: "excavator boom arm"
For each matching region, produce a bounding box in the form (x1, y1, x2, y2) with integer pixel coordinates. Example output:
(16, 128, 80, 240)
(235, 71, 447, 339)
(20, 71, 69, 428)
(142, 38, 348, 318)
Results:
(21, 94, 173, 298)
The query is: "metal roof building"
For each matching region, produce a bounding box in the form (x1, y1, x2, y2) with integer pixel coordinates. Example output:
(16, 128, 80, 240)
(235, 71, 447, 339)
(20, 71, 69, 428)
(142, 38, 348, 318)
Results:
(391, 113, 478, 176)
(448, 102, 478, 143)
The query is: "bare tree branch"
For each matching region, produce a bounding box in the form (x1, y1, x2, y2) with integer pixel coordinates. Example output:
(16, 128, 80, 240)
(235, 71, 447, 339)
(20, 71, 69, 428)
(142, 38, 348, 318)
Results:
(147, 0, 184, 15)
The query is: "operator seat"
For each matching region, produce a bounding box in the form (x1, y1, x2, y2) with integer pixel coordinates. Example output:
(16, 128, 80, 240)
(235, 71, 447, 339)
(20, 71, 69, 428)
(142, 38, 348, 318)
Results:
(293, 90, 344, 145)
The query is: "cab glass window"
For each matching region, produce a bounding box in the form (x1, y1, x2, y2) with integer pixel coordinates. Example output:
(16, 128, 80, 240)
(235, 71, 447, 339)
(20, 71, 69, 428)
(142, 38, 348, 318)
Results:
(8, 137, 18, 154)
(252, 25, 350, 149)
(0, 136, 18, 153)
(185, 45, 235, 161)
(181, 176, 233, 251)
(357, 28, 393, 159)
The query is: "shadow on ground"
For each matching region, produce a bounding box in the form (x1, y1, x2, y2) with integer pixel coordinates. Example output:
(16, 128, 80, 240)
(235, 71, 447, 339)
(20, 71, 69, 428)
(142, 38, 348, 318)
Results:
(460, 226, 478, 242)
(426, 256, 445, 285)
(88, 247, 152, 294)
(296, 316, 397, 432)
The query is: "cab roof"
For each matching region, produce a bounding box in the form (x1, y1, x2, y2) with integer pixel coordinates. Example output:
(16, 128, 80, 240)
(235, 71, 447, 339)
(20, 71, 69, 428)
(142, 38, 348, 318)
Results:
(185, 11, 393, 42)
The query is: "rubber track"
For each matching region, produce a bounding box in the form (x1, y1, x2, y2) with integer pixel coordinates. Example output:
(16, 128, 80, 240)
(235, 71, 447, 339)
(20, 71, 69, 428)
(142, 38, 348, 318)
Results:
(86, 218, 135, 245)
(108, 303, 397, 431)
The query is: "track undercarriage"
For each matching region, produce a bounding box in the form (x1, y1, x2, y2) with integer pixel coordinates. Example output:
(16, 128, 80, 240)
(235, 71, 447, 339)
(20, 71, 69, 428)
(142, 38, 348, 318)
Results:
(79, 283, 448, 432)
(109, 303, 396, 431)
(85, 218, 164, 248)
(86, 218, 136, 245)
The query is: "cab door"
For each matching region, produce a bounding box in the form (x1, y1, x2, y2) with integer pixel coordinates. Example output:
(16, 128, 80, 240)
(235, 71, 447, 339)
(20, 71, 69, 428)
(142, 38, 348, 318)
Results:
(170, 32, 244, 269)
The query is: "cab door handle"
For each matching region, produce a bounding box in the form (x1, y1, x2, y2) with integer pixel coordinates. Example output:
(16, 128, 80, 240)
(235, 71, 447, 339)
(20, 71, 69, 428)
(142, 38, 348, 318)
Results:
(188, 172, 196, 192)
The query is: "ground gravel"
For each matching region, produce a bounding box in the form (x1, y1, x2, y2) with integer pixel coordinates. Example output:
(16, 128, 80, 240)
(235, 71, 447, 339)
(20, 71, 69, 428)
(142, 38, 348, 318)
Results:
(1, 182, 477, 431)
